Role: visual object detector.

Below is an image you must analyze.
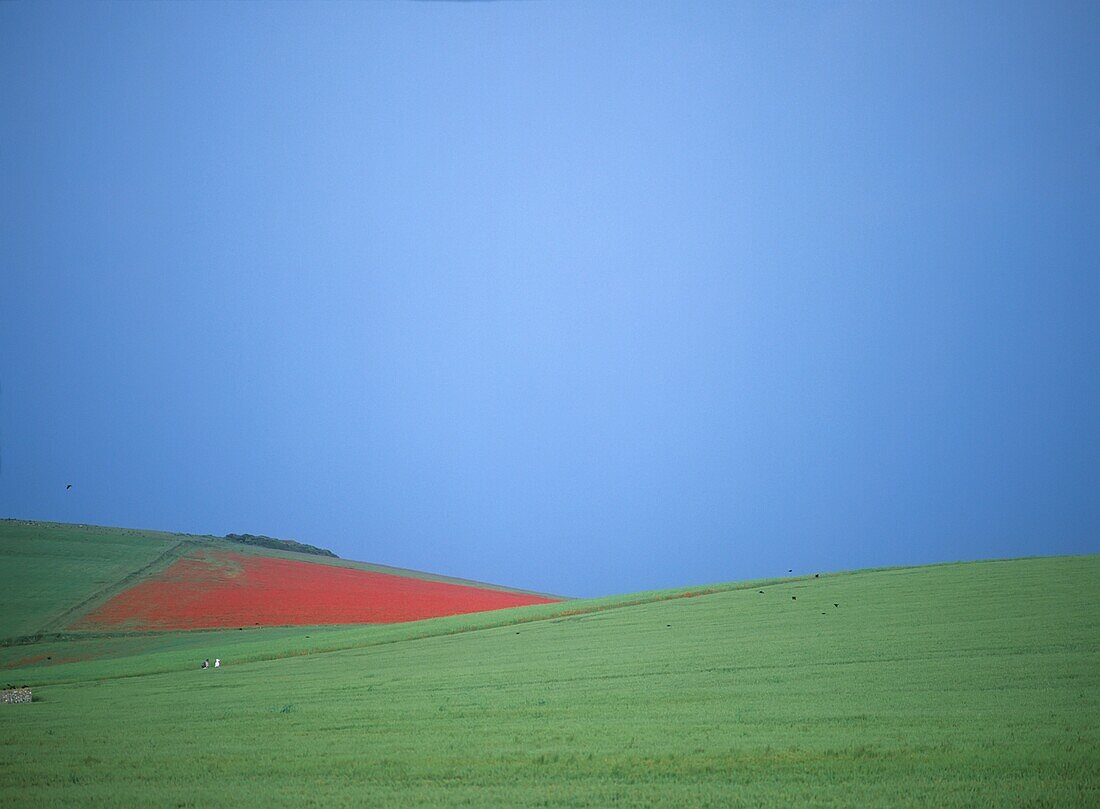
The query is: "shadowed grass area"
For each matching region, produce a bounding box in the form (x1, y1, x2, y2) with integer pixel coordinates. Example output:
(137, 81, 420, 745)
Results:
(1, 554, 1097, 806)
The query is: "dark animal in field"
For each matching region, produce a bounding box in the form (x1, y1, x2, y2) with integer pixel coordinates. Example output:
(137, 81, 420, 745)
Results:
(666, 624, 671, 627)
(758, 590, 764, 594)
(834, 603, 839, 607)
(791, 596, 796, 600)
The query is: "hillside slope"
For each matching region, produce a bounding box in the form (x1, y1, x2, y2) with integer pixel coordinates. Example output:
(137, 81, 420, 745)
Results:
(0, 521, 183, 640)
(0, 520, 561, 641)
(1, 552, 1097, 807)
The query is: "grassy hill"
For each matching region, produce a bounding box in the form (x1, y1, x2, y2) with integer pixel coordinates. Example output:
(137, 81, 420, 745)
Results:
(0, 522, 1097, 806)
(0, 519, 560, 643)
(0, 521, 184, 640)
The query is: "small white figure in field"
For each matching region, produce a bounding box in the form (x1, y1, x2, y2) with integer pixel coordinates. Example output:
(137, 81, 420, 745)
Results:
(214, 658, 221, 668)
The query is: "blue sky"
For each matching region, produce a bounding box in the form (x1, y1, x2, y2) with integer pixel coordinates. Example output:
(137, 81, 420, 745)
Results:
(1, 1, 1097, 597)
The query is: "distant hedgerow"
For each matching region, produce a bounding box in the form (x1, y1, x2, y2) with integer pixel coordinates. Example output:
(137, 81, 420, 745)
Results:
(223, 534, 338, 558)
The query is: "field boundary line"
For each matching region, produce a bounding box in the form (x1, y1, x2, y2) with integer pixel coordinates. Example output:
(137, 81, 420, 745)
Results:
(26, 576, 809, 685)
(14, 539, 197, 643)
(16, 553, 1096, 684)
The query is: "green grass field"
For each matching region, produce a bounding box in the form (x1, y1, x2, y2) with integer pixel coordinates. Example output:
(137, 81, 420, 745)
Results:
(0, 521, 183, 640)
(1, 522, 1098, 806)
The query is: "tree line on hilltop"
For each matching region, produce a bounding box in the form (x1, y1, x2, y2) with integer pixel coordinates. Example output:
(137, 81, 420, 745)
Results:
(223, 533, 338, 558)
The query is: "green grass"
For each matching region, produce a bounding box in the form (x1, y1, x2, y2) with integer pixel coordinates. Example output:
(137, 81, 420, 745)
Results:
(0, 520, 183, 640)
(0, 571, 779, 684)
(1, 544, 1098, 806)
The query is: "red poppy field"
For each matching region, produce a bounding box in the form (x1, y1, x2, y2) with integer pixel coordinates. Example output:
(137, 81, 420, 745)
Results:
(74, 551, 560, 630)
